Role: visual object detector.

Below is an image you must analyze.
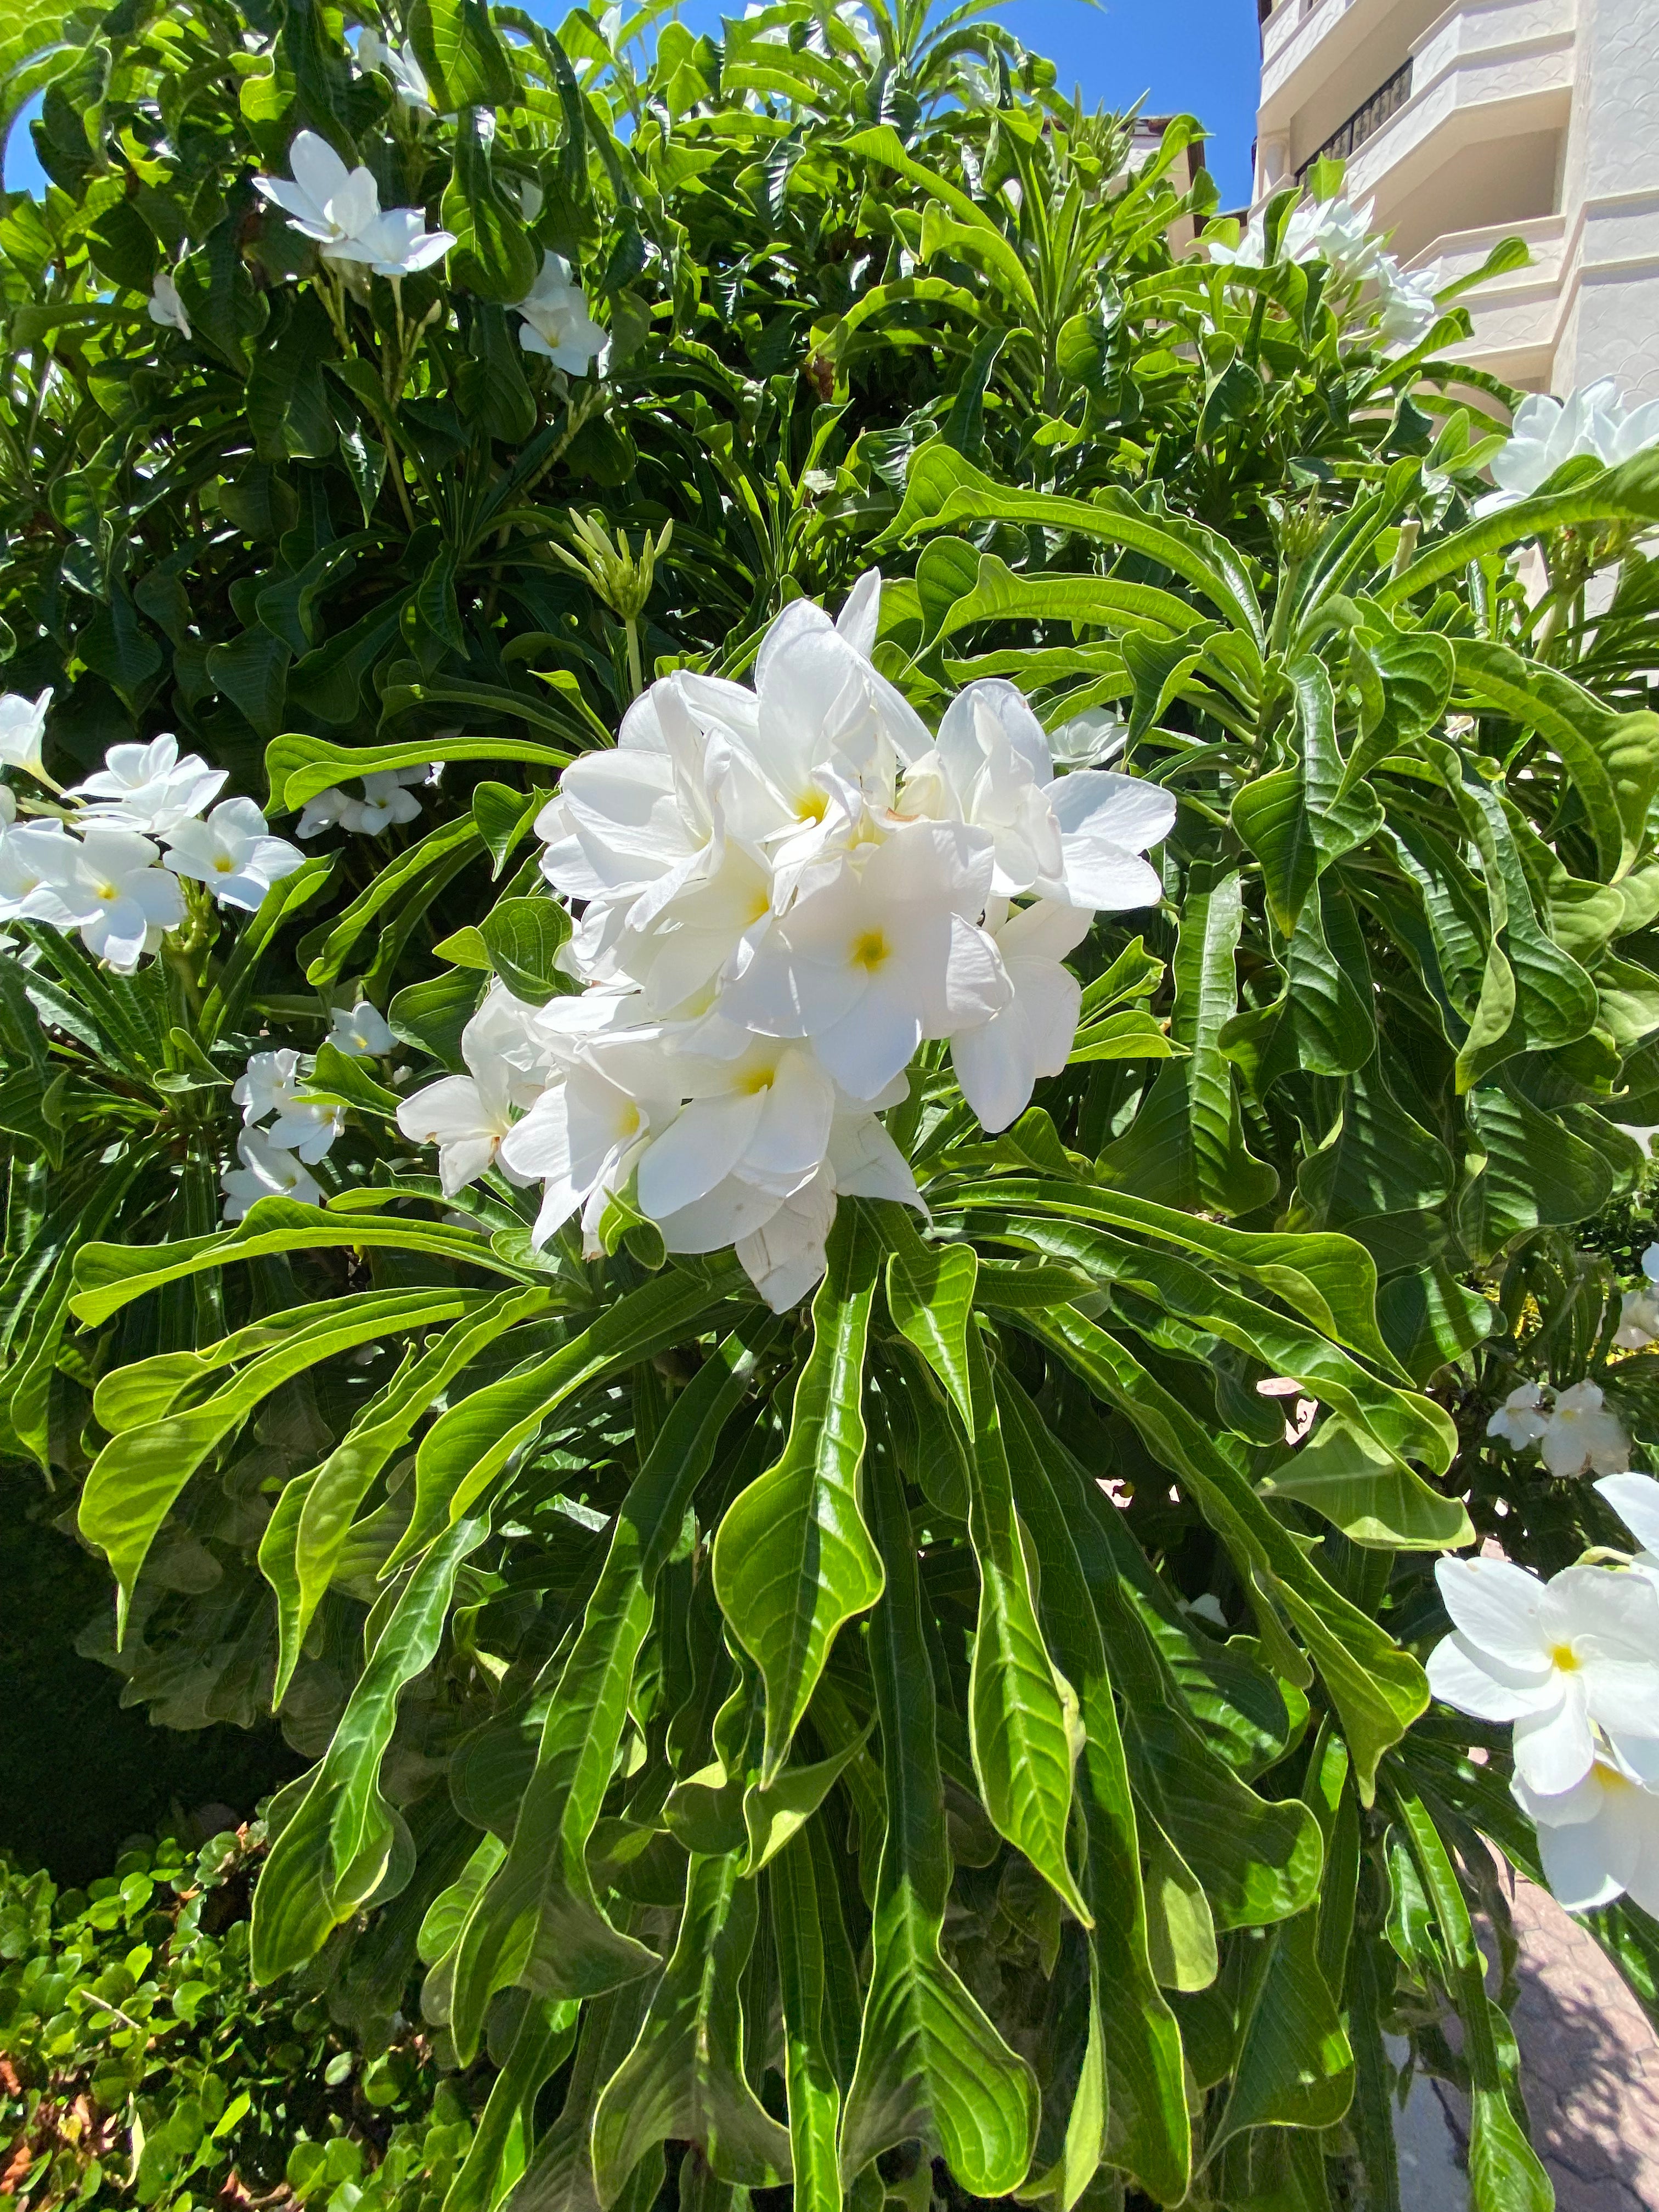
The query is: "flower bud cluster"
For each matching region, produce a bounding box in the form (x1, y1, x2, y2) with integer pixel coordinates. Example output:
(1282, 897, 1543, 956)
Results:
(396, 571, 1175, 1308)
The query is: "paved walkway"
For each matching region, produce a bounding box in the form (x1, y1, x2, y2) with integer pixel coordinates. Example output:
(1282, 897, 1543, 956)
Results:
(1404, 1867, 1659, 2209)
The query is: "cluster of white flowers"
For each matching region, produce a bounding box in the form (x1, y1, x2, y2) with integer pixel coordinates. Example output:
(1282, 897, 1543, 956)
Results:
(1207, 193, 1440, 353)
(394, 571, 1173, 1309)
(297, 763, 431, 839)
(256, 131, 455, 277)
(0, 702, 303, 973)
(222, 1005, 393, 1222)
(1430, 1477, 1659, 1912)
(1487, 1378, 1629, 1479)
(1474, 379, 1659, 516)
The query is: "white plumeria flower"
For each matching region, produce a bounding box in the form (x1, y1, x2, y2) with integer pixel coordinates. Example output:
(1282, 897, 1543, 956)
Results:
(1514, 1756, 1659, 1914)
(1208, 194, 1382, 283)
(394, 986, 557, 1194)
(255, 129, 453, 272)
(234, 1048, 309, 1125)
(148, 270, 191, 338)
(726, 1102, 924, 1313)
(357, 27, 435, 108)
(26, 826, 185, 972)
(221, 1126, 323, 1222)
(1643, 1241, 1659, 1282)
(633, 1037, 839, 1249)
(163, 796, 304, 910)
(1426, 1556, 1659, 1795)
(69, 735, 225, 837)
(514, 255, 607, 375)
(498, 1036, 681, 1253)
(1540, 1379, 1627, 1478)
(267, 1095, 345, 1163)
(1474, 380, 1634, 515)
(720, 819, 1008, 1101)
(0, 686, 52, 780)
(329, 1000, 396, 1057)
(1373, 259, 1439, 352)
(346, 205, 456, 277)
(900, 679, 1175, 908)
(1615, 1286, 1659, 1350)
(1487, 1380, 1550, 1449)
(950, 898, 1091, 1134)
(1047, 706, 1127, 769)
(0, 819, 79, 921)
(1594, 1474, 1659, 1593)
(297, 765, 427, 838)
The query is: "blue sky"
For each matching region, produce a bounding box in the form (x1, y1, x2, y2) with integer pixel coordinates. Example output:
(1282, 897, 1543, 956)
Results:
(2, 0, 1259, 207)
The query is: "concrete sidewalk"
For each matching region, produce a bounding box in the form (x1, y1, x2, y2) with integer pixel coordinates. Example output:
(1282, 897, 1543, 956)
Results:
(1400, 1867, 1659, 2210)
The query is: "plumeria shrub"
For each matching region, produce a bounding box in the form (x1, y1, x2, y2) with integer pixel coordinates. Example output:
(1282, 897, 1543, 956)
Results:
(11, 1, 1659, 2208)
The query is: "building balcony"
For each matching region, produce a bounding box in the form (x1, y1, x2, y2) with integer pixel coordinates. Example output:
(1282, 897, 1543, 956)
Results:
(1256, 0, 1573, 259)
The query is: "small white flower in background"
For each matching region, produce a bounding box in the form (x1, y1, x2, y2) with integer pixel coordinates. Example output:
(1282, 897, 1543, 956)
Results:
(24, 827, 186, 974)
(221, 1126, 323, 1221)
(163, 797, 304, 911)
(255, 129, 454, 272)
(148, 269, 191, 338)
(1487, 1379, 1550, 1448)
(1373, 260, 1439, 352)
(0, 819, 78, 921)
(357, 27, 435, 109)
(0, 686, 52, 780)
(68, 733, 225, 837)
(329, 1000, 395, 1058)
(514, 255, 607, 375)
(1616, 1284, 1659, 1351)
(234, 1048, 309, 1126)
(1046, 706, 1127, 769)
(234, 1045, 342, 1163)
(297, 765, 427, 837)
(1514, 1757, 1659, 1914)
(1427, 1555, 1659, 1795)
(1541, 1378, 1628, 1478)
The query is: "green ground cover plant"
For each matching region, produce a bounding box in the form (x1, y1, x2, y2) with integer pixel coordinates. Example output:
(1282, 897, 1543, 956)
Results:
(8, 1, 1659, 2207)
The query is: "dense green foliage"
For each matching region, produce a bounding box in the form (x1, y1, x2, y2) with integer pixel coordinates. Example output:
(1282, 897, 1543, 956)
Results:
(9, 2, 1659, 2210)
(1, 1827, 481, 2212)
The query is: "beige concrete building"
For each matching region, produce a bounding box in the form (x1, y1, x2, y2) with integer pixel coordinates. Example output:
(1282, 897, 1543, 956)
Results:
(1250, 0, 1659, 398)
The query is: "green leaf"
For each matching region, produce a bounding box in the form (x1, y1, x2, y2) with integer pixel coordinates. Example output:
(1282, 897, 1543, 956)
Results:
(1205, 1912, 1354, 2157)
(1021, 1308, 1427, 1800)
(398, 1262, 744, 1566)
(1098, 867, 1278, 1216)
(590, 1853, 792, 2202)
(839, 1432, 1040, 2198)
(478, 896, 573, 1005)
(770, 1833, 844, 2212)
(712, 1206, 883, 1786)
(251, 1514, 489, 1979)
(266, 729, 571, 814)
(409, 0, 516, 109)
(448, 1334, 767, 2055)
(1259, 1414, 1473, 1551)
(79, 1289, 471, 1610)
(884, 1222, 1088, 1924)
(444, 107, 539, 303)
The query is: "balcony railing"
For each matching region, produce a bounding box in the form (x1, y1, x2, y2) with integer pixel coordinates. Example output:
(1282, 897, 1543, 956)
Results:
(1296, 56, 1414, 178)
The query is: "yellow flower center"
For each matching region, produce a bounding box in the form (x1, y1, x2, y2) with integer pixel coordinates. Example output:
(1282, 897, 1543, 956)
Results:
(850, 929, 889, 973)
(214, 854, 235, 872)
(795, 788, 828, 824)
(94, 881, 120, 901)
(1549, 1643, 1580, 1672)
